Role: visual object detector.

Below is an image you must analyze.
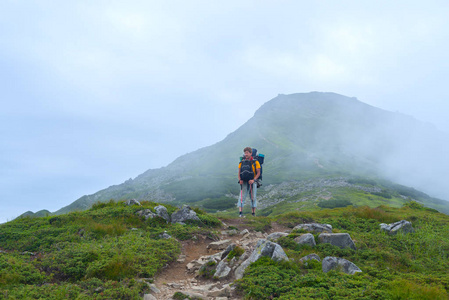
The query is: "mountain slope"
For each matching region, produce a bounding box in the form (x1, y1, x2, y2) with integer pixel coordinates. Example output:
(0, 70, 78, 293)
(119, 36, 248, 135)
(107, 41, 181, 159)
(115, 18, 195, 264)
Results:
(55, 92, 449, 215)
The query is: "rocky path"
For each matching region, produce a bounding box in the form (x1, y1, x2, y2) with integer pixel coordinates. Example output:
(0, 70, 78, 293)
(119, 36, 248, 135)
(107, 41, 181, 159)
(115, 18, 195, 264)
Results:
(148, 218, 290, 300)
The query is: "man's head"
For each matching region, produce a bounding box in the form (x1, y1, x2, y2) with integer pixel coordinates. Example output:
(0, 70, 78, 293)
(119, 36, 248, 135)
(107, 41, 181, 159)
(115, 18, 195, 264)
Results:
(243, 147, 252, 159)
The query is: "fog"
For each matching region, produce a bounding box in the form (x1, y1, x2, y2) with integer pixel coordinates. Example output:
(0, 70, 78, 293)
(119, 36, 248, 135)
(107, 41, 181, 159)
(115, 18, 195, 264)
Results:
(1, 1, 449, 223)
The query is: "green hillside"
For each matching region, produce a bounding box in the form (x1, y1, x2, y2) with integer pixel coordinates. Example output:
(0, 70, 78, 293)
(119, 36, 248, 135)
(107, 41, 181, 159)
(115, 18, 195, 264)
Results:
(40, 92, 449, 217)
(1, 200, 449, 299)
(235, 202, 449, 299)
(0, 201, 221, 299)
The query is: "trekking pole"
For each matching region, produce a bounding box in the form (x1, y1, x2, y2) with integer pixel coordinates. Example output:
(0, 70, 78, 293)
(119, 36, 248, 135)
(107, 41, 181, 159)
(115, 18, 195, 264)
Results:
(240, 184, 243, 207)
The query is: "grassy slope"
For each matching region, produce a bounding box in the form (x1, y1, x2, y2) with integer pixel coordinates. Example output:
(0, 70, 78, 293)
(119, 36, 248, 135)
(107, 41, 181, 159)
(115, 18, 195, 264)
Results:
(236, 202, 449, 299)
(0, 201, 221, 299)
(2, 199, 449, 299)
(211, 176, 449, 218)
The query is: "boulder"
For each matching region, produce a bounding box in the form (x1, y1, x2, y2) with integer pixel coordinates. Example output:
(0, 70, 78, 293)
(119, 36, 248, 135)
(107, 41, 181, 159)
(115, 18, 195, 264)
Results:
(318, 233, 356, 250)
(171, 205, 200, 223)
(380, 220, 415, 235)
(143, 294, 157, 300)
(299, 253, 321, 263)
(322, 256, 362, 275)
(235, 239, 288, 279)
(136, 209, 157, 220)
(293, 223, 332, 233)
(154, 205, 170, 222)
(294, 233, 316, 247)
(125, 199, 141, 206)
(207, 239, 232, 251)
(213, 259, 232, 279)
(266, 232, 289, 242)
(208, 284, 232, 297)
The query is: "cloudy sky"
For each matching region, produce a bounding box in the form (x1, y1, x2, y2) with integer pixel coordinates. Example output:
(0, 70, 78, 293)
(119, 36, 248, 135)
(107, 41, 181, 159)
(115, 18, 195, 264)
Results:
(1, 1, 449, 223)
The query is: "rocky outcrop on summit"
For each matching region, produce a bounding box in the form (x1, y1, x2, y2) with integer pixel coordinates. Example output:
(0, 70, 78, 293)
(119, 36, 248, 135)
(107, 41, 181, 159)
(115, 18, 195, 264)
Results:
(171, 205, 200, 224)
(322, 256, 362, 275)
(318, 233, 356, 250)
(380, 220, 415, 235)
(293, 223, 332, 233)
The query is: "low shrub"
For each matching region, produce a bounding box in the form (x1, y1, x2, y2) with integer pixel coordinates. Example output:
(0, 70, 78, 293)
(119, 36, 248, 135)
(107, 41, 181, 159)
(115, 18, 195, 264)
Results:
(318, 198, 352, 209)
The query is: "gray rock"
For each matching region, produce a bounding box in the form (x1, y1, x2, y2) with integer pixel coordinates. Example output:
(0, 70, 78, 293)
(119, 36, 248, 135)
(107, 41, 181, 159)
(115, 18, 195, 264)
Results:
(136, 209, 157, 220)
(299, 253, 321, 263)
(154, 205, 170, 222)
(322, 256, 362, 275)
(380, 220, 415, 235)
(240, 229, 250, 235)
(125, 199, 141, 206)
(159, 231, 172, 239)
(235, 239, 288, 279)
(294, 233, 316, 247)
(318, 233, 356, 250)
(208, 284, 232, 297)
(221, 229, 238, 236)
(213, 259, 231, 279)
(149, 283, 160, 294)
(173, 291, 206, 299)
(208, 239, 231, 250)
(266, 232, 289, 242)
(143, 294, 157, 300)
(171, 205, 200, 223)
(293, 223, 332, 233)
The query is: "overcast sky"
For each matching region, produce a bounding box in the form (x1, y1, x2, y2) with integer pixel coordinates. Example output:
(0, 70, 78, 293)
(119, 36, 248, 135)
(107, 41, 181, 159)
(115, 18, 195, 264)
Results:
(1, 1, 449, 223)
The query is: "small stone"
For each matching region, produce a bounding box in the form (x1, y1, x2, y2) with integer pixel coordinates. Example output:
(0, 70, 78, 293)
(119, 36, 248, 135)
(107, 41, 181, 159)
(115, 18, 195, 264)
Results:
(240, 229, 249, 235)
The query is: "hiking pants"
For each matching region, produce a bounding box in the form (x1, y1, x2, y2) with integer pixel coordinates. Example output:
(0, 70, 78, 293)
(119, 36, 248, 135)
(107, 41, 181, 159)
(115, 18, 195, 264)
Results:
(238, 181, 257, 208)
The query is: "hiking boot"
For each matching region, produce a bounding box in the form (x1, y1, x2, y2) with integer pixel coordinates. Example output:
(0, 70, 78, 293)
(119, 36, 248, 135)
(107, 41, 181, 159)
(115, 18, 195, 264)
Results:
(239, 213, 243, 218)
(252, 213, 255, 217)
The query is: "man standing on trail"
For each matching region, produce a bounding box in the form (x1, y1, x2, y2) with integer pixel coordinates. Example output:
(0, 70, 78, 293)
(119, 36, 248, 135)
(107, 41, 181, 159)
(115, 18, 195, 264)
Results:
(238, 147, 261, 217)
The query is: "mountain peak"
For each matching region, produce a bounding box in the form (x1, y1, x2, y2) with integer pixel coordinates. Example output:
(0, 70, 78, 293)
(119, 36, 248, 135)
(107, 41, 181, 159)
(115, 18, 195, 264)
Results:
(53, 92, 449, 216)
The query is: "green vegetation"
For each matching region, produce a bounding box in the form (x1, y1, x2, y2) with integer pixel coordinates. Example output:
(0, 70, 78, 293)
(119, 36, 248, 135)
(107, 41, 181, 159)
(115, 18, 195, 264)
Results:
(236, 203, 449, 299)
(227, 246, 245, 261)
(3, 193, 449, 299)
(0, 200, 221, 299)
(317, 198, 352, 209)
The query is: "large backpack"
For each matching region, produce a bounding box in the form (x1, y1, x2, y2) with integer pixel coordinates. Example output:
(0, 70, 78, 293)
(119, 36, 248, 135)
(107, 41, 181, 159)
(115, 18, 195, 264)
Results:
(251, 148, 264, 181)
(239, 159, 255, 181)
(239, 148, 265, 186)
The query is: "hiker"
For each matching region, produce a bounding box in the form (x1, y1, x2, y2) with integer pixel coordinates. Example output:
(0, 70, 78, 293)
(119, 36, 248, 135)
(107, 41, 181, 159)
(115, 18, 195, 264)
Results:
(238, 147, 261, 217)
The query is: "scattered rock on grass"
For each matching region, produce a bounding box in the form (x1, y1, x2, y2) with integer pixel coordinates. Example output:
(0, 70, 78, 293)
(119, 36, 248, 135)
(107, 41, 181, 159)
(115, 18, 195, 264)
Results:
(380, 220, 415, 235)
(322, 256, 362, 275)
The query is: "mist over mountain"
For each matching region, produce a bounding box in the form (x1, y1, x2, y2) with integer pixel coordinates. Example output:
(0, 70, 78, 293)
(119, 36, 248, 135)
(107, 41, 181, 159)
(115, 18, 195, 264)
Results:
(54, 92, 449, 215)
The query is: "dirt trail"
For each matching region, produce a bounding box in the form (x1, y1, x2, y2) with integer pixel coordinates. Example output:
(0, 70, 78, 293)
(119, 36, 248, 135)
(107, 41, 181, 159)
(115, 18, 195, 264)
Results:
(151, 219, 290, 300)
